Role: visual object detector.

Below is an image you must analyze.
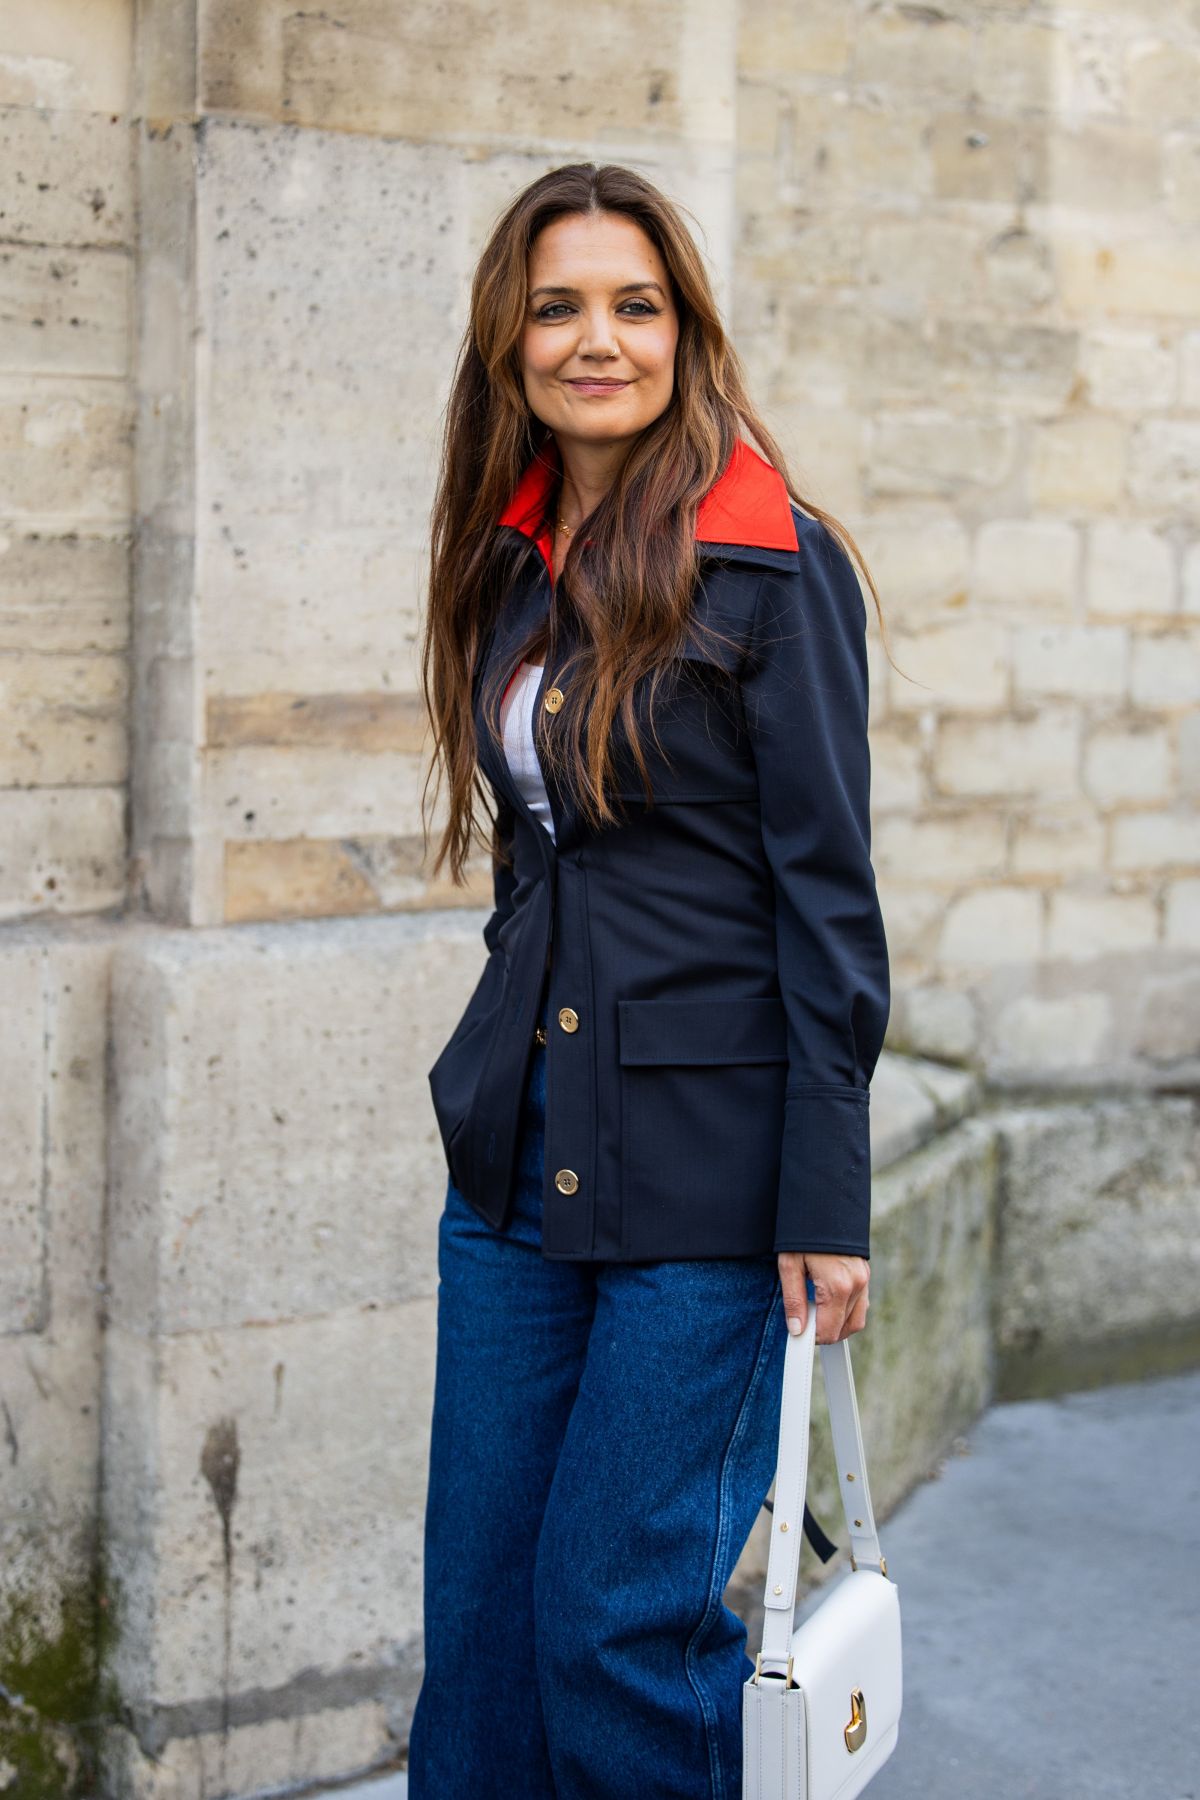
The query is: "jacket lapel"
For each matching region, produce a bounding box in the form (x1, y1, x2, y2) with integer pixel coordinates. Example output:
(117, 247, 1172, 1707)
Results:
(477, 437, 805, 850)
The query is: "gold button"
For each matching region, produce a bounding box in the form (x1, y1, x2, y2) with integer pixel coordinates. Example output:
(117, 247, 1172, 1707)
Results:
(534, 1024, 547, 1046)
(554, 1168, 579, 1195)
(558, 1006, 579, 1033)
(543, 685, 565, 714)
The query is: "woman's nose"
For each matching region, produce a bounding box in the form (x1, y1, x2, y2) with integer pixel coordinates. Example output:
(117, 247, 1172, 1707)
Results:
(575, 310, 620, 356)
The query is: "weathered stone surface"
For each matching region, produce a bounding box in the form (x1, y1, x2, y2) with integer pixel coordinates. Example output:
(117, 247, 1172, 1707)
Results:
(0, 0, 132, 113)
(993, 1098, 1200, 1365)
(0, 529, 129, 653)
(0, 788, 126, 919)
(0, 105, 133, 246)
(103, 1297, 435, 1714)
(107, 913, 491, 1333)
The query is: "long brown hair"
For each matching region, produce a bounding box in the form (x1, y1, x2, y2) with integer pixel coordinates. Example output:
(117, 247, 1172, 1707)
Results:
(421, 161, 893, 886)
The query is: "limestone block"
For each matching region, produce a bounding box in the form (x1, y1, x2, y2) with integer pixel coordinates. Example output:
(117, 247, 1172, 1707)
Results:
(0, 650, 129, 785)
(874, 881, 946, 961)
(1081, 329, 1176, 414)
(774, 302, 868, 407)
(1085, 520, 1175, 619)
(938, 886, 1044, 967)
(981, 225, 1057, 312)
(199, 0, 739, 146)
(1126, 39, 1200, 127)
(1057, 232, 1200, 321)
(901, 984, 979, 1062)
(0, 243, 131, 379)
(1032, 119, 1163, 210)
(866, 727, 923, 814)
(854, 11, 973, 104)
(896, 318, 1078, 412)
(1181, 713, 1200, 797)
(976, 16, 1070, 113)
(1166, 136, 1200, 228)
(1083, 723, 1171, 806)
(874, 811, 1007, 885)
(1131, 631, 1200, 708)
(207, 692, 427, 757)
(1029, 415, 1125, 511)
(1181, 333, 1200, 411)
(102, 1296, 435, 1711)
(0, 788, 125, 919)
(1112, 809, 1200, 871)
(860, 220, 980, 318)
(972, 518, 1079, 616)
(869, 1051, 982, 1172)
(0, 929, 112, 1701)
(739, 0, 848, 77)
(846, 106, 932, 202)
(852, 1122, 997, 1501)
(1128, 419, 1200, 516)
(103, 1700, 397, 1800)
(1133, 968, 1200, 1063)
(107, 913, 492, 1334)
(1013, 623, 1127, 702)
(933, 709, 1079, 801)
(196, 121, 459, 538)
(745, 405, 861, 519)
(0, 946, 45, 1332)
(867, 411, 1016, 500)
(992, 1099, 1200, 1361)
(0, 529, 129, 652)
(1165, 878, 1200, 948)
(889, 619, 1009, 713)
(1011, 808, 1106, 879)
(0, 0, 132, 113)
(202, 746, 428, 850)
(855, 514, 971, 628)
(222, 837, 490, 926)
(1046, 890, 1159, 961)
(0, 378, 132, 524)
(200, 530, 424, 698)
(930, 112, 1024, 204)
(0, 105, 132, 247)
(989, 991, 1114, 1076)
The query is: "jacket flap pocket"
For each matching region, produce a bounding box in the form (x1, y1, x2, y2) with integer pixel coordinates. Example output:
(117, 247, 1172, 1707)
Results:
(618, 995, 787, 1066)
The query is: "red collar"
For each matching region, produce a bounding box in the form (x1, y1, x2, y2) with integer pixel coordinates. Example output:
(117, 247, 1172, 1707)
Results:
(497, 436, 799, 577)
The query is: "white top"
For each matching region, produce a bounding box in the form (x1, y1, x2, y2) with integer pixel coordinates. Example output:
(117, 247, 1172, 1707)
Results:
(499, 660, 556, 842)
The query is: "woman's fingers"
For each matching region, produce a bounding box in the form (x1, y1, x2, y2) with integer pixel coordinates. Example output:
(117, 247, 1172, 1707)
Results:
(777, 1251, 810, 1332)
(777, 1252, 870, 1343)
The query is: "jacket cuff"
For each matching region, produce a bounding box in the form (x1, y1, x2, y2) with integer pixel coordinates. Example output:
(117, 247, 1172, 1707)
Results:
(773, 1085, 872, 1259)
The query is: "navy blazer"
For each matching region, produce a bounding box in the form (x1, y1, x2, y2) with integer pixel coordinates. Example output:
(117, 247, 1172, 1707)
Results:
(427, 438, 891, 1262)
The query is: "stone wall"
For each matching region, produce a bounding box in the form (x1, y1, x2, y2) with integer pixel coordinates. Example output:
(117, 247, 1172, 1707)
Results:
(736, 0, 1200, 1087)
(0, 1, 1197, 1795)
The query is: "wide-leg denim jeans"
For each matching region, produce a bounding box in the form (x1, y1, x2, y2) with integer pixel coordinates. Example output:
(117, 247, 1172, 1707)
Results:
(408, 991, 791, 1800)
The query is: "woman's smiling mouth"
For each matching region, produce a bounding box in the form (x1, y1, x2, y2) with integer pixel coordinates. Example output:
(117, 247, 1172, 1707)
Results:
(564, 377, 631, 395)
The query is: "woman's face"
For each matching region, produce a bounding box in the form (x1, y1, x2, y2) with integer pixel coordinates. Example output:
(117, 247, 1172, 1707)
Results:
(519, 210, 679, 455)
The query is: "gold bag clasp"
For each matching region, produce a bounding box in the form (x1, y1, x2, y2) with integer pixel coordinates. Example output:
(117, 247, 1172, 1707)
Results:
(844, 1687, 867, 1753)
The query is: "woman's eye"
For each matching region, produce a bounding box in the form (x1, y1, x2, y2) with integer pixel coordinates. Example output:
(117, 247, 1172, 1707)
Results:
(533, 300, 660, 320)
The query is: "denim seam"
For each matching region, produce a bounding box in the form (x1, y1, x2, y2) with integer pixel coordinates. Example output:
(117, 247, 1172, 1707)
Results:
(683, 1282, 783, 1800)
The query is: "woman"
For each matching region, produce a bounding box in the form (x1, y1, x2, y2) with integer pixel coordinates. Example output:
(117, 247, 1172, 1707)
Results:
(409, 162, 892, 1799)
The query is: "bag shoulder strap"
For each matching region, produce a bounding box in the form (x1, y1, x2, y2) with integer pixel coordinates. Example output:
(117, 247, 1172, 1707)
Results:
(756, 1304, 886, 1672)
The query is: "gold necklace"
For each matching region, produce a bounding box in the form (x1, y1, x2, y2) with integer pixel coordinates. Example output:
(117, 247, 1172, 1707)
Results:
(555, 515, 573, 535)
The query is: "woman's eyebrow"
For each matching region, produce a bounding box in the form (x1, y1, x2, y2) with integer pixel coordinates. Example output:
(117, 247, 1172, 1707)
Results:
(528, 281, 667, 299)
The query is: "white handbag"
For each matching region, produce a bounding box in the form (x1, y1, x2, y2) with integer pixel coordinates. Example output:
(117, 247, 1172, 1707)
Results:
(742, 1299, 902, 1799)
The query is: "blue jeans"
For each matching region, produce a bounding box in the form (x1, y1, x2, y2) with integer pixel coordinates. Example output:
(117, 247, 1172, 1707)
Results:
(408, 992, 790, 1799)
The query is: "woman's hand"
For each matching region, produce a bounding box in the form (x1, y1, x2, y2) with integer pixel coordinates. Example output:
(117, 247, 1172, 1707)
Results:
(777, 1252, 869, 1344)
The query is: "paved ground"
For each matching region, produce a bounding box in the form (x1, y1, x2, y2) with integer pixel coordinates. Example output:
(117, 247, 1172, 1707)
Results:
(324, 1367, 1200, 1800)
